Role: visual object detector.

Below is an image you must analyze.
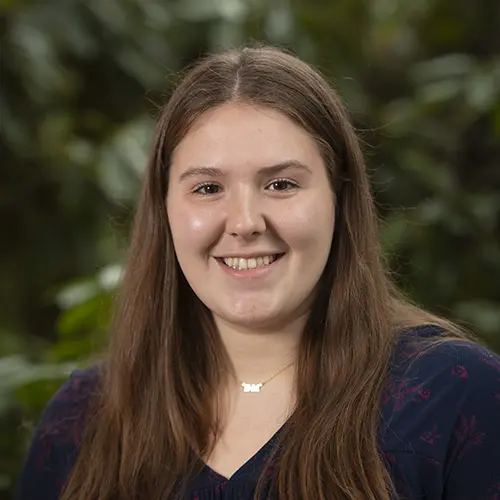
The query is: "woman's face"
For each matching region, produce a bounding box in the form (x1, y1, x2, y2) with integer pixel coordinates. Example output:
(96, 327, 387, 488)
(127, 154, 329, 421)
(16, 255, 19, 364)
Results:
(167, 103, 335, 331)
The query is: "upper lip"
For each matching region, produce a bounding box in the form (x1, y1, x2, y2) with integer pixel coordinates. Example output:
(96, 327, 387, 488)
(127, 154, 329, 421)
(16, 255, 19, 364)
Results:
(213, 252, 286, 259)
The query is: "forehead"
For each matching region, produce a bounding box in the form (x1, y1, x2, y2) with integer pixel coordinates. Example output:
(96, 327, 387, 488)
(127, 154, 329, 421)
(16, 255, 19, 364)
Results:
(170, 103, 324, 175)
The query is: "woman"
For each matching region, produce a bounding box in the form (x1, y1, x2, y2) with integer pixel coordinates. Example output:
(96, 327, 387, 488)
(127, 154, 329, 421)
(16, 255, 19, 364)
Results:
(18, 45, 500, 500)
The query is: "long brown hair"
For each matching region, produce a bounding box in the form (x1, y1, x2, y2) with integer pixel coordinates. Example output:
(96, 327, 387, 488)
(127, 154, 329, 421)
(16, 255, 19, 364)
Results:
(61, 44, 473, 500)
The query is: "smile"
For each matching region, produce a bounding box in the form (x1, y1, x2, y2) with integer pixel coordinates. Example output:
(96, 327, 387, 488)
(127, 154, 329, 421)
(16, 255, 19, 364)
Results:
(220, 254, 285, 271)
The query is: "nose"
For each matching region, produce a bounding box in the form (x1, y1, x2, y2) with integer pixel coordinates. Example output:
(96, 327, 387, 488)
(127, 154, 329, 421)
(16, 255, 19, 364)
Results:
(225, 187, 266, 238)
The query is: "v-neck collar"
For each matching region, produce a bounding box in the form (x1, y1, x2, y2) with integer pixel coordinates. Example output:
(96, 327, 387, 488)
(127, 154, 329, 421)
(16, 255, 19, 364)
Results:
(199, 424, 285, 484)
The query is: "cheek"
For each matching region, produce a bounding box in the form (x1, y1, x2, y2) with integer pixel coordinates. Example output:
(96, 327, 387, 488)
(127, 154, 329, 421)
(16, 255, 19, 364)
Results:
(168, 204, 219, 255)
(274, 195, 335, 252)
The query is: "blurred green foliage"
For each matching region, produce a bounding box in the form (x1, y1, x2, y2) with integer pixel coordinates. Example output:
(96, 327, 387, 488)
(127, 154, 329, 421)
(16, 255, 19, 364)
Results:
(1, 0, 499, 497)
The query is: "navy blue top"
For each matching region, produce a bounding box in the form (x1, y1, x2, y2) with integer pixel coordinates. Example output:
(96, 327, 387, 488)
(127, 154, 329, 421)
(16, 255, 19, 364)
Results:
(17, 326, 500, 499)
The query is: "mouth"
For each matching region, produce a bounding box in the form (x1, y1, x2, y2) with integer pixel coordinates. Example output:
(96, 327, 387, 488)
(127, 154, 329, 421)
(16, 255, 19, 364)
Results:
(217, 253, 286, 271)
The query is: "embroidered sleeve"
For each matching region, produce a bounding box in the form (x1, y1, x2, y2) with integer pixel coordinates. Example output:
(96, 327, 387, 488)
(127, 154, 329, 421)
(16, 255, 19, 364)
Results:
(381, 329, 500, 499)
(442, 344, 500, 500)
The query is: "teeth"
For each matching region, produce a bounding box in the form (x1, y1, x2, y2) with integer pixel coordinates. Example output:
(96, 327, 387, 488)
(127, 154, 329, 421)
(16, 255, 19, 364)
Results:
(222, 254, 280, 270)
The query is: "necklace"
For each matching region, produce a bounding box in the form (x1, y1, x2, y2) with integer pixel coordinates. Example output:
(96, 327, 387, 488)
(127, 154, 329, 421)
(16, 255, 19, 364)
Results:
(241, 361, 295, 393)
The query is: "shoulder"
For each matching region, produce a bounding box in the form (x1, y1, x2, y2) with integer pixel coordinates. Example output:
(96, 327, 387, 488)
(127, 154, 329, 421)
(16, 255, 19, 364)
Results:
(381, 324, 500, 454)
(37, 365, 101, 446)
(383, 324, 500, 427)
(381, 325, 500, 499)
(17, 365, 101, 500)
(388, 324, 500, 397)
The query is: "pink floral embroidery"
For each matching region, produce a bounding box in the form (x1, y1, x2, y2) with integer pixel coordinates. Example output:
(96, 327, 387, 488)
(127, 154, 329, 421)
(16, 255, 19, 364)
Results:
(421, 424, 442, 445)
(382, 379, 431, 409)
(452, 365, 469, 379)
(415, 386, 431, 401)
(394, 380, 412, 409)
(215, 481, 228, 493)
(424, 457, 440, 467)
(396, 346, 416, 363)
(489, 482, 500, 500)
(454, 414, 486, 459)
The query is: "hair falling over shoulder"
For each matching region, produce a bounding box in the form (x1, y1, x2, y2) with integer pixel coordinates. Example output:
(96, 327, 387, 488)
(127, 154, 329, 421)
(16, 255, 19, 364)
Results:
(60, 44, 474, 500)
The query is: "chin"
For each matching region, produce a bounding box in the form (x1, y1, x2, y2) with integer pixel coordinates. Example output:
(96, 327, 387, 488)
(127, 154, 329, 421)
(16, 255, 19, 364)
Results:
(215, 307, 293, 332)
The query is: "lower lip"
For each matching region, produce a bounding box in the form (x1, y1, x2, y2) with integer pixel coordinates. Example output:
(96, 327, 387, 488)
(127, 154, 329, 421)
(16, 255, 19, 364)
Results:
(215, 255, 285, 278)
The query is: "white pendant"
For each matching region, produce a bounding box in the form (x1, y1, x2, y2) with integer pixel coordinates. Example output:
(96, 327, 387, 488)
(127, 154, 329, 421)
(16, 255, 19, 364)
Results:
(242, 383, 263, 393)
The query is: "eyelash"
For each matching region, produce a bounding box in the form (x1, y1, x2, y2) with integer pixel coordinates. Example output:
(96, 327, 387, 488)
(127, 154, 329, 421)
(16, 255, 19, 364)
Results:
(192, 182, 222, 196)
(192, 178, 299, 196)
(267, 178, 299, 191)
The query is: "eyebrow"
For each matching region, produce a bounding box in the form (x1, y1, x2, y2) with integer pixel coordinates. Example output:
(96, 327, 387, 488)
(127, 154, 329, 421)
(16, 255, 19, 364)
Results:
(177, 160, 312, 182)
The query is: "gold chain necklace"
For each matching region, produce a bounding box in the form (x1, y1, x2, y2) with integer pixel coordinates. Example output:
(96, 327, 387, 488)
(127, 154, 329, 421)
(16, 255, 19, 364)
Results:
(241, 361, 295, 393)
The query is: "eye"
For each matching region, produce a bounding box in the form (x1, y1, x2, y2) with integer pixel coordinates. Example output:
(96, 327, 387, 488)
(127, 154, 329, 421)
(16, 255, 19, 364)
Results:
(193, 183, 221, 195)
(266, 179, 299, 191)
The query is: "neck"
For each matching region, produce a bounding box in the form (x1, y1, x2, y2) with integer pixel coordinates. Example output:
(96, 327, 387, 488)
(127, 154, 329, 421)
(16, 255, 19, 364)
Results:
(214, 314, 307, 385)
